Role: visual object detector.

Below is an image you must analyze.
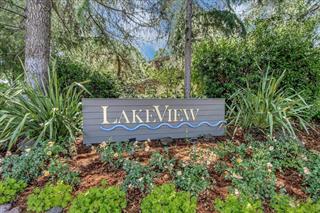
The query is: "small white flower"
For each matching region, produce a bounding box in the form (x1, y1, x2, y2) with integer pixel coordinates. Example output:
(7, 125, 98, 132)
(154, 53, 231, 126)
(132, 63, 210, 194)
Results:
(138, 177, 143, 182)
(234, 188, 240, 196)
(25, 148, 31, 153)
(232, 173, 243, 180)
(303, 167, 311, 175)
(267, 162, 273, 168)
(269, 146, 274, 151)
(177, 171, 182, 176)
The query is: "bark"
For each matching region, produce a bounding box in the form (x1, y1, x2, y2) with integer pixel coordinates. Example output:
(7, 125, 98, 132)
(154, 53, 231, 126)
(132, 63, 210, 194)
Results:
(184, 0, 192, 98)
(24, 0, 51, 89)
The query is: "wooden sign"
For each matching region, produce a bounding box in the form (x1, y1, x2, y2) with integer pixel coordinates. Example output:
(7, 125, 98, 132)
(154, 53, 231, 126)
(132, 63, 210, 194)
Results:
(83, 99, 225, 144)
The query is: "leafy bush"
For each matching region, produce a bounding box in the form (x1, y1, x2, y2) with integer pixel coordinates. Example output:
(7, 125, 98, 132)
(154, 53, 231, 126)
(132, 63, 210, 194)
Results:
(174, 163, 210, 195)
(303, 153, 320, 201)
(0, 178, 27, 204)
(122, 160, 155, 192)
(0, 68, 87, 150)
(48, 159, 80, 186)
(225, 155, 277, 200)
(267, 139, 307, 171)
(271, 194, 320, 213)
(149, 152, 175, 173)
(69, 185, 127, 213)
(193, 20, 320, 118)
(141, 184, 197, 213)
(214, 141, 277, 199)
(214, 195, 263, 213)
(228, 70, 310, 139)
(56, 58, 121, 98)
(27, 182, 72, 213)
(1, 146, 48, 183)
(98, 142, 135, 169)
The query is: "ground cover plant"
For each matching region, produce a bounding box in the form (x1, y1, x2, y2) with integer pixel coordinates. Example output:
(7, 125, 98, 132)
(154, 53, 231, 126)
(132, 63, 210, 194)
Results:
(0, 178, 26, 204)
(69, 183, 127, 213)
(0, 129, 319, 212)
(141, 183, 197, 213)
(27, 182, 72, 213)
(214, 194, 263, 213)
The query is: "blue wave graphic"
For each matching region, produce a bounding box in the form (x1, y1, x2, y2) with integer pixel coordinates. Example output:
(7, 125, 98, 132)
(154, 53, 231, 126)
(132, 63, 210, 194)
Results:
(100, 120, 226, 131)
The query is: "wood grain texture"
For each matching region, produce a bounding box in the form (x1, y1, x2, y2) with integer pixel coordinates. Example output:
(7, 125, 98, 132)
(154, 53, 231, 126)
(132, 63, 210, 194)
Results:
(83, 98, 225, 144)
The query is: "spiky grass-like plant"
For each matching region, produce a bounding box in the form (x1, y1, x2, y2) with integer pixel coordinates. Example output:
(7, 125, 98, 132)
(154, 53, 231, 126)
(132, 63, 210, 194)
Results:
(228, 69, 310, 139)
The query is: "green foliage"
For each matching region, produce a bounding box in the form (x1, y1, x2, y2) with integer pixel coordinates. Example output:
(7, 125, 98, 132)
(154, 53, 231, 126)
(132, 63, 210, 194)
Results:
(27, 182, 73, 213)
(0, 67, 87, 150)
(228, 70, 310, 139)
(303, 153, 320, 201)
(122, 160, 155, 193)
(48, 159, 80, 186)
(174, 163, 210, 195)
(193, 20, 320, 118)
(267, 139, 307, 170)
(1, 146, 48, 184)
(225, 154, 277, 200)
(69, 185, 127, 213)
(141, 184, 197, 213)
(214, 141, 277, 200)
(270, 194, 320, 213)
(214, 195, 263, 213)
(213, 139, 320, 200)
(56, 58, 121, 98)
(0, 178, 27, 204)
(144, 60, 184, 98)
(149, 152, 175, 174)
(98, 142, 135, 169)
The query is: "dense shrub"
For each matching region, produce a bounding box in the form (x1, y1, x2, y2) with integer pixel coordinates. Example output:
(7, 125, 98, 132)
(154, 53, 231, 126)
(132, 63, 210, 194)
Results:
(98, 142, 135, 169)
(47, 159, 80, 186)
(303, 153, 320, 201)
(122, 160, 155, 192)
(214, 141, 276, 199)
(56, 58, 121, 98)
(267, 139, 308, 170)
(193, 20, 320, 117)
(1, 146, 48, 183)
(149, 152, 175, 174)
(213, 139, 320, 200)
(214, 195, 263, 213)
(0, 178, 27, 204)
(225, 153, 277, 200)
(27, 182, 72, 213)
(141, 184, 197, 213)
(228, 71, 310, 138)
(69, 185, 127, 213)
(174, 163, 210, 195)
(0, 68, 86, 150)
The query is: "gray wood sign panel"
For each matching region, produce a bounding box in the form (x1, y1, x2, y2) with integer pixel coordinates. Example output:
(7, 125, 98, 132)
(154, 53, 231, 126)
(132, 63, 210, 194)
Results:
(83, 98, 225, 144)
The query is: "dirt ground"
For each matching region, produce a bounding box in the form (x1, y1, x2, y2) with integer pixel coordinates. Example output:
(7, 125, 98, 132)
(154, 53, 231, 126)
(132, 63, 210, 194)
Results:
(14, 125, 320, 212)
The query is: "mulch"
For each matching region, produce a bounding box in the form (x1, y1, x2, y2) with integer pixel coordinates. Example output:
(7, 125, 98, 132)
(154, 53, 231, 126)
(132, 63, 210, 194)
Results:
(12, 124, 320, 212)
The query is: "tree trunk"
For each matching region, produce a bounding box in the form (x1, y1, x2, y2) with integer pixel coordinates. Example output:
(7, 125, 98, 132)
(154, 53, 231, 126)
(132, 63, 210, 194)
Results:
(184, 0, 192, 98)
(25, 0, 52, 89)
